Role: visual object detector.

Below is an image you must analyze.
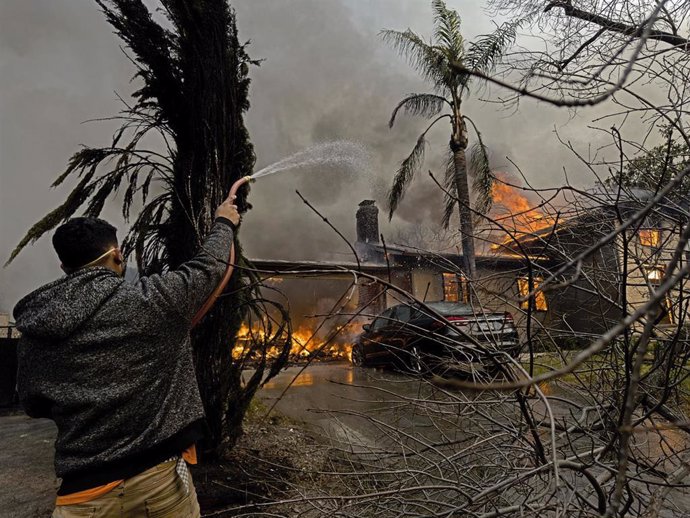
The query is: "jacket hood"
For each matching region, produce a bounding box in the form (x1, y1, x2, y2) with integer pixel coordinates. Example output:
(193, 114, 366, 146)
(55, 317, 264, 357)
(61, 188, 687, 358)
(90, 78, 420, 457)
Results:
(14, 267, 124, 340)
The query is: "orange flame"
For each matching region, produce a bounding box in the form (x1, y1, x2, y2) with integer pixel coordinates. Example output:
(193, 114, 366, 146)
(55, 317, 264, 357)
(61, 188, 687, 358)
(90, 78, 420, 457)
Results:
(232, 322, 353, 361)
(490, 173, 555, 247)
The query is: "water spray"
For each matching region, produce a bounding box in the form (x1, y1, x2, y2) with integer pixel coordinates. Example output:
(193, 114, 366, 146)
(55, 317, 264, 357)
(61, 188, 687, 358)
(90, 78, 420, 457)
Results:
(191, 174, 255, 327)
(190, 140, 370, 326)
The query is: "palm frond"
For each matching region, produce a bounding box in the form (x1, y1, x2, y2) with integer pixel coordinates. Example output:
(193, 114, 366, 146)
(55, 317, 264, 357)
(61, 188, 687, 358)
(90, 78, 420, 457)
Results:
(432, 0, 464, 60)
(388, 134, 427, 219)
(4, 169, 98, 267)
(462, 19, 522, 90)
(389, 93, 449, 128)
(121, 192, 171, 274)
(380, 29, 449, 91)
(469, 145, 493, 216)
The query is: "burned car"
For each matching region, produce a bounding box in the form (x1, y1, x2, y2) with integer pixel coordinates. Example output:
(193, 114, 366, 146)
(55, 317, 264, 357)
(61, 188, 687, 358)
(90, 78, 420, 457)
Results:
(350, 302, 519, 376)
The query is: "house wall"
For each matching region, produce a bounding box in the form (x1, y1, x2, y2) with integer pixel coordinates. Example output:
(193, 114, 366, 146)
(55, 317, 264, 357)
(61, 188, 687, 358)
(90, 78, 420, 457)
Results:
(396, 265, 551, 345)
(530, 215, 690, 341)
(547, 242, 622, 339)
(472, 267, 550, 344)
(385, 270, 414, 308)
(615, 223, 690, 330)
(410, 269, 444, 303)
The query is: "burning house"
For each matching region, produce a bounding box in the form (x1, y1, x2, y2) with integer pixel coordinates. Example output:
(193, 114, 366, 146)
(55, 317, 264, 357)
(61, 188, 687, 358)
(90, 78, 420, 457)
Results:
(352, 200, 552, 319)
(251, 199, 554, 355)
(250, 186, 690, 356)
(508, 189, 690, 343)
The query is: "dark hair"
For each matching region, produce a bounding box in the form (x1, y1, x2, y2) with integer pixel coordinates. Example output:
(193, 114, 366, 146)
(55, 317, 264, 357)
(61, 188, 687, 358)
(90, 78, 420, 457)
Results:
(52, 217, 118, 269)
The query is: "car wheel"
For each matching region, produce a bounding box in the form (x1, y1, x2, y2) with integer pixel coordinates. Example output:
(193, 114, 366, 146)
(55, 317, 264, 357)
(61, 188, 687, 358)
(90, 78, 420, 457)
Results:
(351, 344, 366, 367)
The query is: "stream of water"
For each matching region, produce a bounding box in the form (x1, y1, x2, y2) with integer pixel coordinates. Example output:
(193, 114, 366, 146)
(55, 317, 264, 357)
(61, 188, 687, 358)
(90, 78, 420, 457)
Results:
(252, 140, 371, 180)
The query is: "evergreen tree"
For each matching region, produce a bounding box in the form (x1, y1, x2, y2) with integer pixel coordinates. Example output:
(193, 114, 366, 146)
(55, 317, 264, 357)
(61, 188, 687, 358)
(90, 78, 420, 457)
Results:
(7, 0, 285, 457)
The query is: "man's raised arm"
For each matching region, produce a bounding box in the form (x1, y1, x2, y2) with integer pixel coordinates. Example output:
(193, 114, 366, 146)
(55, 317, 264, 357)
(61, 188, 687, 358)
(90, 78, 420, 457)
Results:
(139, 194, 241, 322)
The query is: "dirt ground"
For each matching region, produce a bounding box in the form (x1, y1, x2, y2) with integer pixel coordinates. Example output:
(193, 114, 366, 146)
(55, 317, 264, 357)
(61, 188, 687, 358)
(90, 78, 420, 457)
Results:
(0, 407, 329, 518)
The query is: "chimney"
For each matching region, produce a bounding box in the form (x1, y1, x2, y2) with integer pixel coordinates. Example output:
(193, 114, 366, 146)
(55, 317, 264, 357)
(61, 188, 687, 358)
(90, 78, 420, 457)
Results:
(356, 200, 380, 262)
(356, 200, 379, 244)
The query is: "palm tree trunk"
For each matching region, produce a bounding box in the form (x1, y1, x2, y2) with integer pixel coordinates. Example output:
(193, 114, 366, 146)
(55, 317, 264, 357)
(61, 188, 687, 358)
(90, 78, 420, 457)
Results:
(452, 147, 477, 279)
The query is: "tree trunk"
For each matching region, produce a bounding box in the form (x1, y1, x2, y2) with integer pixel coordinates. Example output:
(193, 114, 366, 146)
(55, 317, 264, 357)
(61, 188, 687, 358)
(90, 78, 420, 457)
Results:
(452, 144, 477, 280)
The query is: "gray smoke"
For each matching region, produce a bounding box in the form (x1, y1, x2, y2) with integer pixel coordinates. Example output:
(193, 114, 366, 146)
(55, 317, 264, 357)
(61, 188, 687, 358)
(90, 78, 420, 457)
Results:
(0, 0, 615, 313)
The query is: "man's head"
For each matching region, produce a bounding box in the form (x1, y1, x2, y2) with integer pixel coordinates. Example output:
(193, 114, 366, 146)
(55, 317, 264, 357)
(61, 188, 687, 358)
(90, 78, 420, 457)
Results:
(53, 217, 125, 276)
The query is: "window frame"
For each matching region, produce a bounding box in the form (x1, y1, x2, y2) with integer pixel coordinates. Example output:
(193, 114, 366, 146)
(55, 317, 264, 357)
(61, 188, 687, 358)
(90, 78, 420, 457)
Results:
(517, 276, 548, 312)
(443, 272, 470, 303)
(638, 228, 662, 248)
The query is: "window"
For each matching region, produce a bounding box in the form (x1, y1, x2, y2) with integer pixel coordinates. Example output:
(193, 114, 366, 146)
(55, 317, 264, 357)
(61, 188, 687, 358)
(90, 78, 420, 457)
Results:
(643, 266, 674, 324)
(517, 276, 548, 311)
(443, 272, 470, 303)
(372, 307, 395, 331)
(639, 229, 661, 247)
(644, 266, 664, 283)
(395, 305, 412, 323)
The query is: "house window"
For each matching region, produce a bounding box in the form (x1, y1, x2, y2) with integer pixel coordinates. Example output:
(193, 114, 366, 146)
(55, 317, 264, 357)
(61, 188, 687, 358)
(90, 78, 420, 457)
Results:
(443, 272, 469, 303)
(639, 229, 661, 248)
(644, 266, 664, 283)
(644, 266, 674, 324)
(517, 276, 548, 311)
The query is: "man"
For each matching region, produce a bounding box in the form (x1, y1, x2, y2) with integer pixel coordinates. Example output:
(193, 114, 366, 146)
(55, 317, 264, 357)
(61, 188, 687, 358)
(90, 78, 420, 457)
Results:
(13, 193, 240, 517)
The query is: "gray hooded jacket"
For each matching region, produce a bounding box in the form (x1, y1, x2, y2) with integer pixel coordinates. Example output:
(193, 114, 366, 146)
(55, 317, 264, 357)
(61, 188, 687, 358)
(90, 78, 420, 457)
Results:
(13, 221, 234, 489)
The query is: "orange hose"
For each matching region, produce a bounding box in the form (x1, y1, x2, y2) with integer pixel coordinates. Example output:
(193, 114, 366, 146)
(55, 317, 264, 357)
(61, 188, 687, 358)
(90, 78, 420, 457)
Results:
(191, 176, 252, 327)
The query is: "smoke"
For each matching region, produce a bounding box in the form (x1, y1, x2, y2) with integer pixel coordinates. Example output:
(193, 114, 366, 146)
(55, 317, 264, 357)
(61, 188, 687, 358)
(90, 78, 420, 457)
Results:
(0, 0, 621, 313)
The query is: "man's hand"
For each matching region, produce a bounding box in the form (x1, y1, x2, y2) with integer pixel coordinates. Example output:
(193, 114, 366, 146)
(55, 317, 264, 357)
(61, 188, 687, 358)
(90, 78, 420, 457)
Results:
(215, 195, 241, 226)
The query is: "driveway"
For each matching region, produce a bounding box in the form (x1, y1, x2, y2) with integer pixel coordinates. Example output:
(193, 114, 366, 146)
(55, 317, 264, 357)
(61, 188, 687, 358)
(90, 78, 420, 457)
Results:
(0, 414, 56, 517)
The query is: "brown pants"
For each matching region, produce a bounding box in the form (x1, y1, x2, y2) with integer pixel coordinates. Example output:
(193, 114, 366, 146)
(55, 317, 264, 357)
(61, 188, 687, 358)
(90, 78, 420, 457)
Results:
(52, 460, 201, 518)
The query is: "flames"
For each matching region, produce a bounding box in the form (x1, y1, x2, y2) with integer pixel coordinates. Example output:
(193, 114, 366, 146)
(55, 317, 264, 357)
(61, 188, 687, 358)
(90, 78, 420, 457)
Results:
(490, 173, 555, 248)
(232, 322, 354, 362)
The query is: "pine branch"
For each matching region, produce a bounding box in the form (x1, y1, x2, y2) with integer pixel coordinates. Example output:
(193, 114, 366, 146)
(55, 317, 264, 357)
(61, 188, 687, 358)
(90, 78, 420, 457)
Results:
(5, 170, 98, 266)
(545, 1, 690, 51)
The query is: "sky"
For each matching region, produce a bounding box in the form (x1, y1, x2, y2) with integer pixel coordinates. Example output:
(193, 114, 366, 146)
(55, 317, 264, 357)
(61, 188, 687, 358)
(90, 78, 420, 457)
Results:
(0, 0, 623, 314)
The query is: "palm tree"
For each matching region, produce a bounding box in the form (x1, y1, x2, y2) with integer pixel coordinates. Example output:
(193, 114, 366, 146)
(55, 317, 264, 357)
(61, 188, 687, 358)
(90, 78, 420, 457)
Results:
(5, 0, 288, 458)
(383, 0, 520, 279)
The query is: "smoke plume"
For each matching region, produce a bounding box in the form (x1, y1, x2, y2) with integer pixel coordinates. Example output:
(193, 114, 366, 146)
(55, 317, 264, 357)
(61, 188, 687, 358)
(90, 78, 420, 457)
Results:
(0, 0, 616, 313)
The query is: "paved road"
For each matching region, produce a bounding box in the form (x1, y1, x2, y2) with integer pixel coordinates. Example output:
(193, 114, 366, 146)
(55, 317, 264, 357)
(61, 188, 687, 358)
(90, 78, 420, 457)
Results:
(257, 362, 434, 450)
(254, 361, 536, 458)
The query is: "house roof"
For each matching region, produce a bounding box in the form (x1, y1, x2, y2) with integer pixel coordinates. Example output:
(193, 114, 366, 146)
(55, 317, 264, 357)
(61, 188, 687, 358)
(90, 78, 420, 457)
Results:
(249, 246, 550, 277)
(503, 186, 690, 250)
(248, 258, 392, 277)
(368, 244, 552, 267)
